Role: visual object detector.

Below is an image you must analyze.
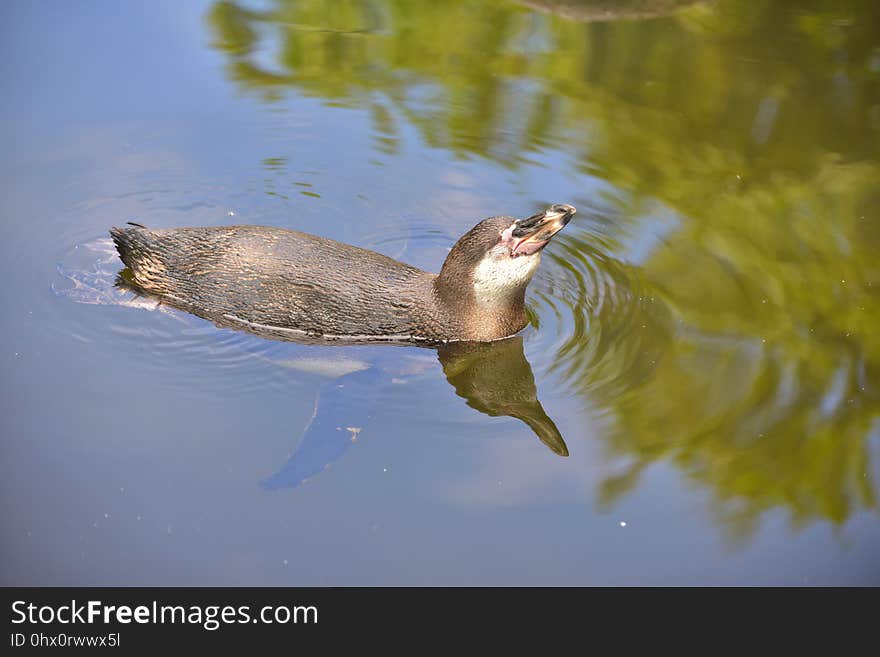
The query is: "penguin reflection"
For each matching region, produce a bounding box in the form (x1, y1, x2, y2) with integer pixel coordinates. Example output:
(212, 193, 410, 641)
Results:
(263, 336, 566, 490)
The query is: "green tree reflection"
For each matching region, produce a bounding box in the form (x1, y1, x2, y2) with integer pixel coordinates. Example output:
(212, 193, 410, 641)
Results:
(206, 0, 880, 540)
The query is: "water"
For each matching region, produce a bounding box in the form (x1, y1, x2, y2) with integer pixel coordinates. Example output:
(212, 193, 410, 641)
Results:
(2, 0, 878, 585)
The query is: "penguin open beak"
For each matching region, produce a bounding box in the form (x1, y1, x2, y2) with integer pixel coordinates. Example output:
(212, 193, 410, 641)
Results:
(510, 203, 576, 257)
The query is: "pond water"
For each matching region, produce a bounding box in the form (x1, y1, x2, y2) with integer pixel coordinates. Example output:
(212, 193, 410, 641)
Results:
(2, 0, 878, 585)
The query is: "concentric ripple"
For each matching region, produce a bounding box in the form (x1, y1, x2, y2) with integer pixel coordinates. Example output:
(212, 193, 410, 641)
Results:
(526, 226, 671, 399)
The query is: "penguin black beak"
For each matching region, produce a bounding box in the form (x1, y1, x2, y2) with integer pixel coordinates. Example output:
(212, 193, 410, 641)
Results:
(510, 203, 576, 257)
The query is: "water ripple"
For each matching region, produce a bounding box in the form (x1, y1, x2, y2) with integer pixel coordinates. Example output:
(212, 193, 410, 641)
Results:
(527, 227, 671, 399)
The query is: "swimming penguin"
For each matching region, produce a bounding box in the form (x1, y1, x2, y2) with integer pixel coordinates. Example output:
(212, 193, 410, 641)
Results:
(110, 203, 575, 343)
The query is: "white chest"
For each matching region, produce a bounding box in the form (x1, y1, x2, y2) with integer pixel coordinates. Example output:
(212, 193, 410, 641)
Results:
(471, 253, 540, 306)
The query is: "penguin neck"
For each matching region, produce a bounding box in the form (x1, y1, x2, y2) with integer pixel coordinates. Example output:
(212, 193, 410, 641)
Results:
(432, 252, 538, 341)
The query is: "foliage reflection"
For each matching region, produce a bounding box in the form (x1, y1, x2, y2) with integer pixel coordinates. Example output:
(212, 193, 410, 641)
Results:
(206, 0, 880, 539)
